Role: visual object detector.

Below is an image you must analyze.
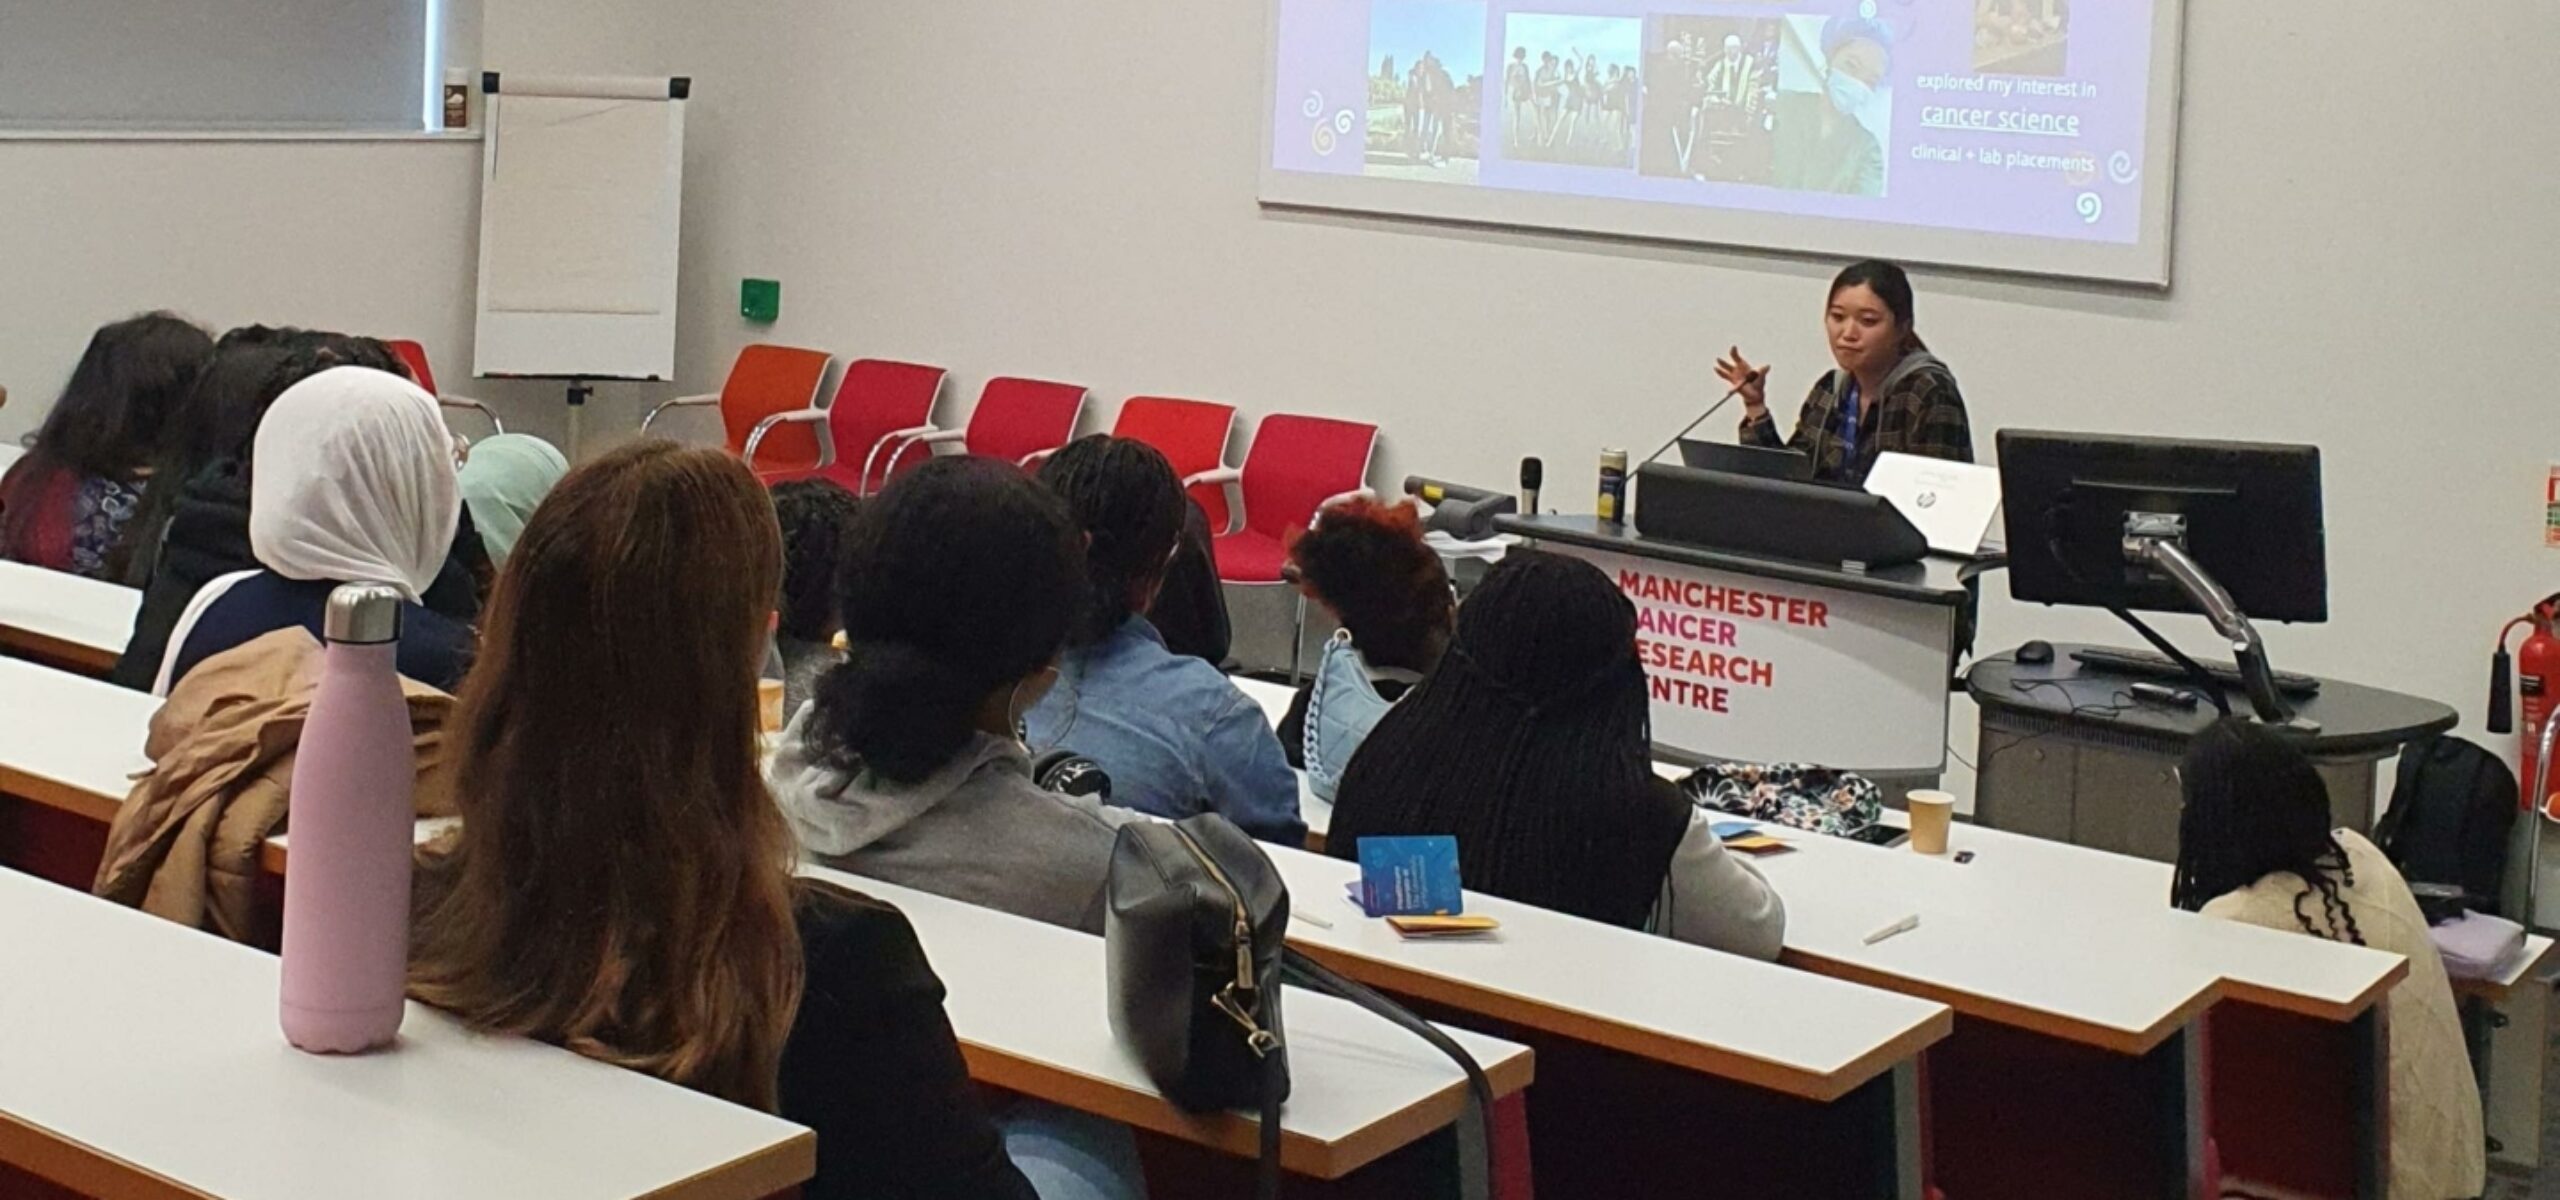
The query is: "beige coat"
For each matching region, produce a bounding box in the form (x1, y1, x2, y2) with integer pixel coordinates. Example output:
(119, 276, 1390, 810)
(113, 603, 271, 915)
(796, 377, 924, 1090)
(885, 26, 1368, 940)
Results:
(93, 628, 457, 941)
(2202, 830, 2485, 1200)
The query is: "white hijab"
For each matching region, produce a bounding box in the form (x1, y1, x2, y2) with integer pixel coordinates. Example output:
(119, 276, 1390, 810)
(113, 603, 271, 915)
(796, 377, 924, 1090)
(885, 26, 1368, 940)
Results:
(249, 365, 460, 599)
(151, 367, 462, 696)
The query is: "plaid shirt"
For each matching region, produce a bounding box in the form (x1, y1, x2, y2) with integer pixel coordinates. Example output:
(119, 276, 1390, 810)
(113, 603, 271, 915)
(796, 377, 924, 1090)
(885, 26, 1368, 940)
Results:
(1741, 353, 1973, 486)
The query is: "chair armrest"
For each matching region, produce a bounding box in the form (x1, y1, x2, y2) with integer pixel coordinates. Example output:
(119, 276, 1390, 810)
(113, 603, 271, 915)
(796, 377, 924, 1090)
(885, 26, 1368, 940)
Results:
(859, 425, 946, 494)
(640, 392, 723, 436)
(435, 394, 505, 436)
(743, 407, 830, 467)
(1308, 488, 1374, 529)
(1181, 466, 1242, 489)
(911, 429, 967, 447)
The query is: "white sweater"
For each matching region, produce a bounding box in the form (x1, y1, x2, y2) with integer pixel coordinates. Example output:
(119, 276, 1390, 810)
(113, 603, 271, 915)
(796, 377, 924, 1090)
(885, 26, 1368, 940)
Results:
(2201, 830, 2484, 1200)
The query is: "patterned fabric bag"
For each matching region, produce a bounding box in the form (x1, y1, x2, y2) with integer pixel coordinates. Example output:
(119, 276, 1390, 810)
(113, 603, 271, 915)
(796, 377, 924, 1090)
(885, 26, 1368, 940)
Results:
(1678, 762, 1884, 836)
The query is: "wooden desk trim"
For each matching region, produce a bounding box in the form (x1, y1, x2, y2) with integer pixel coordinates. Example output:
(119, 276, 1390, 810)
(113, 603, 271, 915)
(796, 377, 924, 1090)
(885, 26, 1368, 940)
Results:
(957, 1041, 1531, 1181)
(1783, 948, 2217, 1057)
(1286, 939, 1950, 1104)
(0, 626, 119, 678)
(2220, 956, 2407, 1023)
(0, 1110, 220, 1200)
(0, 763, 124, 826)
(636, 1131, 817, 1200)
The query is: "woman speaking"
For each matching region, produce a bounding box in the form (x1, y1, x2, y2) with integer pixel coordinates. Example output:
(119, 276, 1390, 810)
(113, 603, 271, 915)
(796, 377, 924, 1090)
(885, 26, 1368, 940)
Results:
(1715, 259, 1973, 487)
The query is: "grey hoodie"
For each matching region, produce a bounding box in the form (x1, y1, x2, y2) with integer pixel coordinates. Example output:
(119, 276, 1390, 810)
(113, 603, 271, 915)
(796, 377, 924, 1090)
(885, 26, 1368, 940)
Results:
(768, 706, 1141, 934)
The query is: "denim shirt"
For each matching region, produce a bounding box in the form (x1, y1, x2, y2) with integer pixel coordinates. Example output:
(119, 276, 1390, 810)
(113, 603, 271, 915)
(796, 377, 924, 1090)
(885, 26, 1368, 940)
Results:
(1025, 616, 1307, 846)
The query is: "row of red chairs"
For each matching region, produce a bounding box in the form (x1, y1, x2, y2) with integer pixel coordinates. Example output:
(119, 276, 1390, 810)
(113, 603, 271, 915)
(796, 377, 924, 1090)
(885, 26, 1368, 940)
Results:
(595, 343, 1383, 595)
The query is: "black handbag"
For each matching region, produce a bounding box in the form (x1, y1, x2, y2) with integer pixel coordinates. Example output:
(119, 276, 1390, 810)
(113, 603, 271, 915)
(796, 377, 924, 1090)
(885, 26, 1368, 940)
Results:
(1104, 814, 1495, 1200)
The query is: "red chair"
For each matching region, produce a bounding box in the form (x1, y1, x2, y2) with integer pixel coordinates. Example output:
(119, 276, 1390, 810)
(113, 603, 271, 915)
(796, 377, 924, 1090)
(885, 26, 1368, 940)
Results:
(640, 344, 835, 472)
(1196, 414, 1378, 677)
(749, 359, 948, 492)
(914, 377, 1089, 469)
(383, 339, 504, 435)
(1114, 397, 1239, 533)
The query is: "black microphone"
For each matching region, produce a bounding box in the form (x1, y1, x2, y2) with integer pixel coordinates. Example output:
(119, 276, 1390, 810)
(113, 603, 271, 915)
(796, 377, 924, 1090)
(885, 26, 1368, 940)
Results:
(1642, 370, 1766, 468)
(1519, 457, 1542, 515)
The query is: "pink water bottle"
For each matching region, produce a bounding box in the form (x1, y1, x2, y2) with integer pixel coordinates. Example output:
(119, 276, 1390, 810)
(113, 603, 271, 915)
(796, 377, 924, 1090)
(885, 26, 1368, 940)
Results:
(280, 583, 415, 1053)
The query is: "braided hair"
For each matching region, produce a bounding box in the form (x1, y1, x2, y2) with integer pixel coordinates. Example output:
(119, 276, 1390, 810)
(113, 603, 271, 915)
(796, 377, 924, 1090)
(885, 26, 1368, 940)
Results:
(1037, 435, 1185, 646)
(1325, 550, 1690, 928)
(2171, 718, 2365, 946)
(1286, 497, 1453, 673)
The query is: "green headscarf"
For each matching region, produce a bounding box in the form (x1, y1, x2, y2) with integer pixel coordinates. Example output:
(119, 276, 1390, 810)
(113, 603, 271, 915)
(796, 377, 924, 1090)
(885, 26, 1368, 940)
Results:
(457, 434, 569, 565)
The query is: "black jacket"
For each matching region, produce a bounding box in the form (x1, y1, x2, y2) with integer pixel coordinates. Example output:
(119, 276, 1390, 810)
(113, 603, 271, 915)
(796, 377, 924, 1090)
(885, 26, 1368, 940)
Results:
(110, 458, 488, 691)
(783, 884, 1037, 1200)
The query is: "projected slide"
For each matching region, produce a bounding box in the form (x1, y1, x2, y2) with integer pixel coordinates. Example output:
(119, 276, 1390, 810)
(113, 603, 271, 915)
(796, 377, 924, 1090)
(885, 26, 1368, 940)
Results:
(1264, 0, 2182, 285)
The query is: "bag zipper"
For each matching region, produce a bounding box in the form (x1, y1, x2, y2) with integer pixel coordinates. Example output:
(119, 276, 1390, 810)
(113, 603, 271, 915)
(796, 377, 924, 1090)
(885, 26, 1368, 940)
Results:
(1170, 825, 1280, 1059)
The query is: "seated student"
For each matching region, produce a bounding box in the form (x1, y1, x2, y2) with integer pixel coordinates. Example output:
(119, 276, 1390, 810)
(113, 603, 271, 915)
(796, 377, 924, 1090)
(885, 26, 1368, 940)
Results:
(1274, 497, 1455, 787)
(154, 366, 474, 695)
(0, 312, 213, 578)
(771, 479, 861, 721)
(770, 457, 1140, 935)
(456, 433, 569, 568)
(1325, 551, 1785, 959)
(2171, 719, 2484, 1200)
(111, 332, 484, 691)
(104, 325, 292, 588)
(409, 441, 1040, 1200)
(1022, 436, 1305, 845)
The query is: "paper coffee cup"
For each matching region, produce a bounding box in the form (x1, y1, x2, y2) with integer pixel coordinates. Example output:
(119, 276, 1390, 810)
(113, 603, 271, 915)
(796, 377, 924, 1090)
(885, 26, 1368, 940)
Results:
(758, 679, 786, 734)
(1907, 790, 1955, 856)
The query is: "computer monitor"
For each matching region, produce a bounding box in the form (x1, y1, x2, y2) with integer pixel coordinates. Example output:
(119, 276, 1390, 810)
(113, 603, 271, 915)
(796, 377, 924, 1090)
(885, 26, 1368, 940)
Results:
(1676, 439, 1816, 482)
(1998, 430, 2327, 624)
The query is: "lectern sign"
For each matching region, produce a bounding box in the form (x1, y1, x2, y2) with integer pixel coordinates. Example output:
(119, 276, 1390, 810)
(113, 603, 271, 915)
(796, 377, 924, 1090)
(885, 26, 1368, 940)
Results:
(1557, 546, 1955, 772)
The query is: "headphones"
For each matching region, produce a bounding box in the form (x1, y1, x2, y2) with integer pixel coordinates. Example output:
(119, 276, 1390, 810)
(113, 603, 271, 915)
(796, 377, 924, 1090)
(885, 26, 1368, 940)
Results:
(1030, 750, 1114, 802)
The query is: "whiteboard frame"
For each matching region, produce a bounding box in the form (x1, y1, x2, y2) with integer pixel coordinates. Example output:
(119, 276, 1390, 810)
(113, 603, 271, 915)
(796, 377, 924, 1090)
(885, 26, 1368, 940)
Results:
(472, 75, 687, 381)
(1257, 0, 2184, 289)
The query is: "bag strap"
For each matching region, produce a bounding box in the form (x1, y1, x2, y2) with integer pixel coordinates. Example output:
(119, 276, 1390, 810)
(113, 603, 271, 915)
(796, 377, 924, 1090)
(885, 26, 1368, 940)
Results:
(1254, 1046, 1284, 1200)
(1280, 948, 1495, 1200)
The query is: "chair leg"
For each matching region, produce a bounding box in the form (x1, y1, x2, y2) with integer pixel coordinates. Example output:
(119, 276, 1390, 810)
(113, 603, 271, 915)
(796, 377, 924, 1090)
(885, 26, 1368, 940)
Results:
(1289, 592, 1309, 684)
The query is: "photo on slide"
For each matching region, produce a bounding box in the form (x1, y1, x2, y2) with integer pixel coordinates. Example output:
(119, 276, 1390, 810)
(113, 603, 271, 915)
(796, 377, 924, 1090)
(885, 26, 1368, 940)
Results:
(1365, 0, 1486, 184)
(1638, 16, 1781, 185)
(1974, 0, 2070, 76)
(1770, 14, 1895, 198)
(1500, 13, 1641, 171)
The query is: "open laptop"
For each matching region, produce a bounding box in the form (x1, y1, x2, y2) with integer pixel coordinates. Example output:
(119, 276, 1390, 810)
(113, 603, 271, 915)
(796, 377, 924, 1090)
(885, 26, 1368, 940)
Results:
(1677, 439, 1817, 482)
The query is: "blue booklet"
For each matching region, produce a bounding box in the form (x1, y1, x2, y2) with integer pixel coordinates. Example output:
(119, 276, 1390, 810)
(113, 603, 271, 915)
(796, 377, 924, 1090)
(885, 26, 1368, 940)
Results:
(1354, 835, 1464, 917)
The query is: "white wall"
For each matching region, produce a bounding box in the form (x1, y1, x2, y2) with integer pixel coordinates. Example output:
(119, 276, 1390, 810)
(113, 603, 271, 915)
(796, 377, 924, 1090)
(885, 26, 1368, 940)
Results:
(0, 137, 481, 446)
(641, 0, 2560, 791)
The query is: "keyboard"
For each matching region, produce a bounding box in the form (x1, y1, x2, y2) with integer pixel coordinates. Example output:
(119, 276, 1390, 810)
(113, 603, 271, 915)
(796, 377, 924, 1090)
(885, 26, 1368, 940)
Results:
(2068, 648, 2322, 698)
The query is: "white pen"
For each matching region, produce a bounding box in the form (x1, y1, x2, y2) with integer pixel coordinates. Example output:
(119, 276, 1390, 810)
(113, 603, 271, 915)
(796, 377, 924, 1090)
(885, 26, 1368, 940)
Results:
(1862, 914, 1921, 946)
(1290, 909, 1336, 930)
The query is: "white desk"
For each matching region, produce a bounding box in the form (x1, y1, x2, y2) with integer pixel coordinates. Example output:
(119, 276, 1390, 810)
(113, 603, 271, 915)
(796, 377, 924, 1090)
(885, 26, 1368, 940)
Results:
(801, 865, 1531, 1181)
(0, 559, 139, 675)
(0, 865, 814, 1200)
(0, 654, 157, 825)
(0, 444, 21, 474)
(1231, 676, 1334, 842)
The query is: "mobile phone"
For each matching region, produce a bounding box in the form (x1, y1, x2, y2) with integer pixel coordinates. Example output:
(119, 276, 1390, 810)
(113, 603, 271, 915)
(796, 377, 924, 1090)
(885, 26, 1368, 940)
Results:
(2129, 681, 2200, 708)
(1843, 824, 1909, 848)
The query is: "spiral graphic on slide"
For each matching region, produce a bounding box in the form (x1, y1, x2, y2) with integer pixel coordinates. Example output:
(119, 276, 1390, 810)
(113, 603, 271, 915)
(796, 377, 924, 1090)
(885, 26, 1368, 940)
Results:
(2107, 151, 2139, 185)
(1311, 124, 1338, 156)
(1302, 92, 1324, 121)
(1333, 108, 1356, 136)
(2075, 192, 2104, 224)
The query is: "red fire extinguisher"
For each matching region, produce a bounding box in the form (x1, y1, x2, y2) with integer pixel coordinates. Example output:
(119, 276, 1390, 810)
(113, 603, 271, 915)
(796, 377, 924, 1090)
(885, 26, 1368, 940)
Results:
(2491, 592, 2560, 816)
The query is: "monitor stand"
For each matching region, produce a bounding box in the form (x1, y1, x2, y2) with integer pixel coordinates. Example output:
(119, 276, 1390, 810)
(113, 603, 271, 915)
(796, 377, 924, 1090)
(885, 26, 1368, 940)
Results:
(2120, 512, 2314, 730)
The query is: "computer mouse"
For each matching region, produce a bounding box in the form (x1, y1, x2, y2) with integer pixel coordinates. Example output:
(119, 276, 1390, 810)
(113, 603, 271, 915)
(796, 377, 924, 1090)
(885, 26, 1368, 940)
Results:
(2016, 640, 2055, 666)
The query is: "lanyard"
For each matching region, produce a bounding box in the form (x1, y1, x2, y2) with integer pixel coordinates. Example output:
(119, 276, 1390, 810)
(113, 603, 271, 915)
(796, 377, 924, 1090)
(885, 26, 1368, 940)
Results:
(1839, 381, 1861, 465)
